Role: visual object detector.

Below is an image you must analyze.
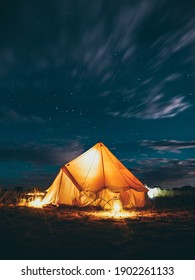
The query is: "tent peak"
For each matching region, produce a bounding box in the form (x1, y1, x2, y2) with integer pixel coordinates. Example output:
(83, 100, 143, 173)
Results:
(96, 141, 105, 146)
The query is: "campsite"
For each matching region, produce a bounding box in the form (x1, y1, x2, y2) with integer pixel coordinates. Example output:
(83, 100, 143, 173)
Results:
(0, 142, 195, 260)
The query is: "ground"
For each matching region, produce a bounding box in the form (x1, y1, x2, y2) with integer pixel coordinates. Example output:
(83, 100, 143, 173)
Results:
(0, 204, 195, 260)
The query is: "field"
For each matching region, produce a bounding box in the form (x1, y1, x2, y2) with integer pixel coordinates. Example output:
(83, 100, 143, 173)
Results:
(0, 197, 195, 260)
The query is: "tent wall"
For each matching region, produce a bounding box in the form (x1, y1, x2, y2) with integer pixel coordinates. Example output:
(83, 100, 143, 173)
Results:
(57, 170, 80, 205)
(42, 170, 80, 206)
(42, 170, 62, 205)
(121, 189, 146, 208)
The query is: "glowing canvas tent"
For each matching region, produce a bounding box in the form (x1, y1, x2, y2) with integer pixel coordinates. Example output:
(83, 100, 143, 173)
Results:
(42, 142, 148, 209)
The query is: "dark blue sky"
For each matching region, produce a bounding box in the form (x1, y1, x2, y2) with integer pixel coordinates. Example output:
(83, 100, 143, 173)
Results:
(0, 0, 195, 189)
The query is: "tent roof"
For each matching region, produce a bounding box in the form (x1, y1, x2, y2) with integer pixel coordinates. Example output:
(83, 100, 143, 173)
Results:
(61, 142, 147, 193)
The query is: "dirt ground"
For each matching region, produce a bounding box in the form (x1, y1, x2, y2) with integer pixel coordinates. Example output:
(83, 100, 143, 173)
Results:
(0, 205, 195, 260)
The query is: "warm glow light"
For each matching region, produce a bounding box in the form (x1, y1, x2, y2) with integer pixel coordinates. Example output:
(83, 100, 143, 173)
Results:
(28, 197, 43, 208)
(85, 210, 162, 220)
(91, 210, 134, 219)
(84, 148, 100, 166)
(111, 199, 124, 217)
(27, 192, 45, 196)
(113, 200, 122, 213)
(73, 147, 101, 182)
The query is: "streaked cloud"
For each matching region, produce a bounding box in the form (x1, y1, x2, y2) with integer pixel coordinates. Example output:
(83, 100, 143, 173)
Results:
(140, 140, 195, 153)
(140, 95, 191, 119)
(133, 158, 195, 188)
(0, 140, 84, 165)
(164, 73, 182, 82)
(0, 107, 44, 124)
(107, 93, 191, 119)
(72, 0, 154, 79)
(148, 17, 195, 71)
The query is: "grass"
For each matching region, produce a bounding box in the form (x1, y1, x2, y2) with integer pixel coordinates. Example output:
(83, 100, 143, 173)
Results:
(0, 199, 195, 260)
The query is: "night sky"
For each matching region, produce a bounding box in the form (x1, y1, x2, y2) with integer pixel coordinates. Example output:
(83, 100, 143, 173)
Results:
(0, 0, 195, 190)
